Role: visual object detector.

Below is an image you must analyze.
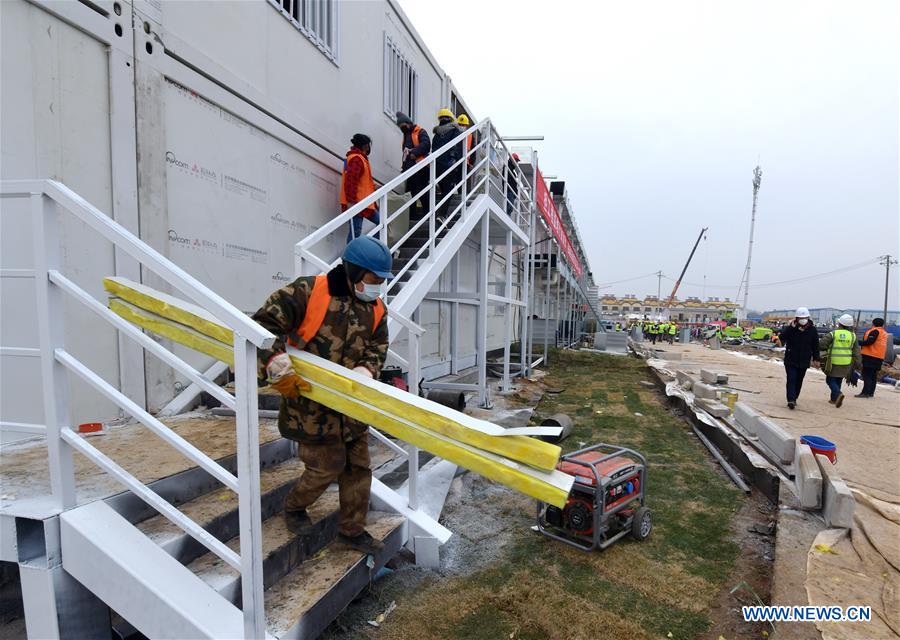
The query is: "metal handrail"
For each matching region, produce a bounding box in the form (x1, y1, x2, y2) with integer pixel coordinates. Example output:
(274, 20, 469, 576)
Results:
(1, 180, 275, 349)
(0, 180, 269, 637)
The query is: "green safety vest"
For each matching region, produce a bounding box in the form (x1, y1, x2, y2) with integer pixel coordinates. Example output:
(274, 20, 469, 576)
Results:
(669, 325, 677, 335)
(830, 329, 854, 366)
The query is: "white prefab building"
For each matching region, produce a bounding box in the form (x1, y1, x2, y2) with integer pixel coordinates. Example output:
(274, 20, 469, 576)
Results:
(0, 1, 598, 637)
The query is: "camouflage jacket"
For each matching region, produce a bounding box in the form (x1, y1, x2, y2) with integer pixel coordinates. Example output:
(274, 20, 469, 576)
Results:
(252, 264, 388, 443)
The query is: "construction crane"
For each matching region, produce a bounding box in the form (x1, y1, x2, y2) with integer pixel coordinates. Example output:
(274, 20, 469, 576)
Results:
(736, 165, 763, 318)
(663, 227, 708, 314)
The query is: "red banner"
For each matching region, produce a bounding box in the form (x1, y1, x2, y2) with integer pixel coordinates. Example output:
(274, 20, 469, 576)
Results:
(535, 168, 583, 278)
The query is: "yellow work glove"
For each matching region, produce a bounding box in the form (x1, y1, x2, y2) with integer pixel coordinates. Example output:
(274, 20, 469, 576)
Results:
(266, 353, 311, 399)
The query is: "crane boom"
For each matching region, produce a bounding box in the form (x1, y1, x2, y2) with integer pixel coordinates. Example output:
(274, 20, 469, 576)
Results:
(664, 227, 708, 310)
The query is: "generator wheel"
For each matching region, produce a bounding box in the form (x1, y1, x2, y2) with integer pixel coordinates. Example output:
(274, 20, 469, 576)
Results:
(632, 507, 652, 540)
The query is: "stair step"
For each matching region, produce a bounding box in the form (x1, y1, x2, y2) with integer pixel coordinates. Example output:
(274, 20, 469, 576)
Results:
(136, 457, 304, 563)
(265, 512, 404, 639)
(187, 491, 341, 603)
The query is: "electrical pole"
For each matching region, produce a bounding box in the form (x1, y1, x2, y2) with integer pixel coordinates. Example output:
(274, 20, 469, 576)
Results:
(737, 166, 762, 320)
(656, 270, 663, 303)
(881, 255, 897, 322)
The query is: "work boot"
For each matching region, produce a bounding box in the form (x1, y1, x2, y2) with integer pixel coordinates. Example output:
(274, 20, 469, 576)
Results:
(337, 530, 384, 555)
(828, 399, 835, 404)
(834, 393, 845, 408)
(787, 401, 796, 410)
(284, 509, 313, 535)
(854, 393, 871, 398)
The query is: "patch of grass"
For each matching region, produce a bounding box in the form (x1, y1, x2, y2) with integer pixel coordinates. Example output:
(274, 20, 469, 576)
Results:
(373, 350, 742, 640)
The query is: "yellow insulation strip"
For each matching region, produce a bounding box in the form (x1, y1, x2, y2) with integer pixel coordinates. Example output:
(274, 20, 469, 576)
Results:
(109, 299, 234, 365)
(103, 277, 235, 345)
(291, 357, 562, 471)
(304, 382, 571, 507)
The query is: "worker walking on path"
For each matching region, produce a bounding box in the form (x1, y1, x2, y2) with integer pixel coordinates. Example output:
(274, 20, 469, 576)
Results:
(252, 236, 392, 555)
(340, 134, 378, 244)
(395, 112, 431, 225)
(777, 307, 820, 409)
(668, 322, 677, 343)
(819, 314, 861, 408)
(857, 317, 889, 398)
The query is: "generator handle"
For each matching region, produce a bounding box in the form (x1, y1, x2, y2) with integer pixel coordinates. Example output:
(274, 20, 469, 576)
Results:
(563, 442, 648, 469)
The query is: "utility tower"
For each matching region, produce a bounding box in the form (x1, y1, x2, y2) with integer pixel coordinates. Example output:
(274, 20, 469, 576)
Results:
(880, 254, 897, 321)
(737, 165, 762, 318)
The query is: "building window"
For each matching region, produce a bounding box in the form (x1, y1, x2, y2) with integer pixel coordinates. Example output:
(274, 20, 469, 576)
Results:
(602, 306, 608, 311)
(383, 34, 417, 120)
(272, 0, 339, 62)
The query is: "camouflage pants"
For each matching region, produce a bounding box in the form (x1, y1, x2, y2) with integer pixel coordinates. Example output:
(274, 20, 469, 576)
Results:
(284, 437, 372, 537)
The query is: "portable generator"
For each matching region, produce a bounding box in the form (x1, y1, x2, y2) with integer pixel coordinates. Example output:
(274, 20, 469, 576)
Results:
(537, 443, 651, 551)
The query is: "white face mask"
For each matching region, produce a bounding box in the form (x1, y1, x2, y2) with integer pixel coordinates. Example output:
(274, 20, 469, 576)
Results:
(798, 318, 808, 325)
(356, 283, 381, 302)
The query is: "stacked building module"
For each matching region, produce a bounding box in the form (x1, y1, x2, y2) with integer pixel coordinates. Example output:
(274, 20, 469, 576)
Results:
(1, 0, 597, 438)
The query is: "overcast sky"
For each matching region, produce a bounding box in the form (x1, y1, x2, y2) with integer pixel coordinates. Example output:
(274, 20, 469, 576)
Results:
(401, 0, 899, 313)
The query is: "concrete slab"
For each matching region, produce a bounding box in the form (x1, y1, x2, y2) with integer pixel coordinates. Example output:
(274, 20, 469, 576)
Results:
(754, 417, 796, 464)
(814, 454, 855, 529)
(733, 401, 761, 433)
(793, 444, 822, 510)
(694, 398, 731, 417)
(692, 381, 719, 400)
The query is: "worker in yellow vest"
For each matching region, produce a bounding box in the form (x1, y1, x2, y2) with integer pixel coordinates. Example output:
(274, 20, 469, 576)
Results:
(648, 322, 659, 344)
(668, 322, 677, 343)
(857, 317, 889, 398)
(253, 236, 391, 554)
(819, 314, 861, 408)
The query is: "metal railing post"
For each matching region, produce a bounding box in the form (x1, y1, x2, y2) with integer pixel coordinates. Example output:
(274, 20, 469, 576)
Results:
(407, 327, 420, 511)
(31, 193, 76, 509)
(379, 193, 389, 247)
(233, 336, 266, 638)
(501, 229, 513, 393)
(428, 159, 437, 260)
(477, 216, 490, 406)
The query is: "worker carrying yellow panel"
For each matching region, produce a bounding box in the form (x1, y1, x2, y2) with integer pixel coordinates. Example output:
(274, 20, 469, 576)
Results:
(103, 237, 573, 552)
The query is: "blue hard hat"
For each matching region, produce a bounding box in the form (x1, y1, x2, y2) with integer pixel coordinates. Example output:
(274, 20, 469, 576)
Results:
(343, 236, 393, 279)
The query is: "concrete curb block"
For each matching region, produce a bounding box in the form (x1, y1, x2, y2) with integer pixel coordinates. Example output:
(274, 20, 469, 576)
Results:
(694, 398, 731, 417)
(675, 370, 695, 390)
(793, 444, 823, 510)
(692, 381, 719, 400)
(700, 369, 729, 385)
(814, 454, 855, 528)
(733, 401, 761, 433)
(754, 416, 796, 464)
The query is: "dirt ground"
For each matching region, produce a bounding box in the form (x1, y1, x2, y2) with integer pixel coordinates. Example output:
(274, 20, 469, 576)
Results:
(321, 350, 773, 640)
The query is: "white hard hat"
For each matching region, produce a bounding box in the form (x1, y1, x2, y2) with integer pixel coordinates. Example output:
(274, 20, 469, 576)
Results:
(795, 307, 810, 318)
(837, 314, 854, 327)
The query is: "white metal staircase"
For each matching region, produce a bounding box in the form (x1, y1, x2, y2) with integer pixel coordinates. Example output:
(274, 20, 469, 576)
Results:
(294, 118, 534, 398)
(0, 119, 535, 639)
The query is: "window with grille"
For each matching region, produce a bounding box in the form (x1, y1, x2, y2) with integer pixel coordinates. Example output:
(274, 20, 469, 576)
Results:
(272, 0, 339, 62)
(383, 34, 417, 120)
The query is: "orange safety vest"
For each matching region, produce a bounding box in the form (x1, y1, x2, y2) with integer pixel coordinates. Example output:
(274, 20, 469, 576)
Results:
(339, 150, 376, 215)
(466, 132, 474, 165)
(287, 275, 385, 348)
(408, 126, 426, 163)
(861, 326, 889, 360)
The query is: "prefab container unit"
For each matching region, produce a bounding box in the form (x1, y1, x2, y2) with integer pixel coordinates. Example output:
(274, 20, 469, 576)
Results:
(0, 0, 534, 436)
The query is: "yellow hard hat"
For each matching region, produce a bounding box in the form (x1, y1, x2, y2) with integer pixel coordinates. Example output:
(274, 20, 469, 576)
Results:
(437, 108, 455, 120)
(457, 114, 470, 126)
